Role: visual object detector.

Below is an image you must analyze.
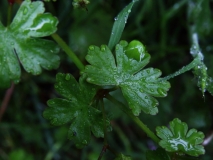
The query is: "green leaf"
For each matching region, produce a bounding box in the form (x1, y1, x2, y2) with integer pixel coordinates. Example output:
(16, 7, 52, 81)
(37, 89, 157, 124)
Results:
(156, 118, 205, 157)
(192, 62, 208, 96)
(206, 77, 213, 96)
(108, 1, 138, 50)
(114, 153, 132, 160)
(0, 0, 59, 88)
(85, 41, 170, 116)
(146, 148, 170, 160)
(43, 73, 111, 148)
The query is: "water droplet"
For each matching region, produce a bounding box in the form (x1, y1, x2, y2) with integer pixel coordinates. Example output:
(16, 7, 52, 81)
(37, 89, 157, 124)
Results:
(111, 32, 114, 35)
(52, 118, 58, 125)
(145, 96, 148, 99)
(101, 45, 106, 52)
(49, 101, 55, 105)
(54, 84, 59, 88)
(146, 70, 150, 74)
(65, 74, 71, 80)
(128, 9, 131, 13)
(82, 140, 87, 145)
(23, 7, 28, 15)
(150, 89, 154, 92)
(89, 45, 94, 51)
(29, 4, 33, 8)
(114, 17, 118, 21)
(157, 88, 167, 96)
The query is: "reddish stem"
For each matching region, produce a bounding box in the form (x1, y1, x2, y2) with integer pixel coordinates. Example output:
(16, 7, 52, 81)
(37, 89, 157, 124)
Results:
(0, 83, 15, 122)
(8, 0, 15, 5)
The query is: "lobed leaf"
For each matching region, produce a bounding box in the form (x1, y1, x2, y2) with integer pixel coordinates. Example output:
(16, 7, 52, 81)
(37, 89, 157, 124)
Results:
(85, 41, 170, 116)
(43, 73, 111, 148)
(156, 118, 205, 157)
(0, 0, 60, 88)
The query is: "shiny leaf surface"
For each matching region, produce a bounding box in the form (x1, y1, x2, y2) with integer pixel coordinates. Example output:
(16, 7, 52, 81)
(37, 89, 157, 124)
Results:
(85, 41, 170, 116)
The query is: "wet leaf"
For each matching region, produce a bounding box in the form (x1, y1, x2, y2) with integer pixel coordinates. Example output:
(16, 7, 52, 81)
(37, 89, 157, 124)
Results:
(43, 73, 111, 148)
(156, 118, 205, 157)
(0, 0, 60, 88)
(85, 40, 170, 116)
(108, 1, 138, 50)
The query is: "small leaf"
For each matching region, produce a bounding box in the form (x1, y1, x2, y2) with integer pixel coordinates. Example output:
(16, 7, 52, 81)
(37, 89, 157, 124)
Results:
(156, 118, 205, 157)
(108, 1, 138, 50)
(43, 73, 111, 148)
(0, 0, 59, 88)
(146, 148, 171, 160)
(85, 41, 170, 116)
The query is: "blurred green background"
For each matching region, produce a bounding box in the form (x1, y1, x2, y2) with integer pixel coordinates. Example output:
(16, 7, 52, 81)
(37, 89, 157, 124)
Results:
(0, 0, 213, 159)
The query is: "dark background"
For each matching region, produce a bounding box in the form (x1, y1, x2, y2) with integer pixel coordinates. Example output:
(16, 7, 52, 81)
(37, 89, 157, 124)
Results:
(0, 0, 213, 159)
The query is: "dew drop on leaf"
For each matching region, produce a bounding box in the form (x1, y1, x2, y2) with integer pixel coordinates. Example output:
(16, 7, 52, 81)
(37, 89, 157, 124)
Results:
(52, 118, 58, 125)
(101, 45, 106, 52)
(89, 45, 94, 51)
(23, 7, 28, 15)
(150, 89, 154, 92)
(54, 84, 58, 88)
(146, 70, 150, 74)
(49, 101, 55, 105)
(157, 88, 167, 96)
(82, 140, 87, 145)
(65, 74, 71, 80)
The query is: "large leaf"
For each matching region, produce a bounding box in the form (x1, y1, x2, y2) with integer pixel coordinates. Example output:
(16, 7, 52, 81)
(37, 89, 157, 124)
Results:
(0, 0, 60, 88)
(43, 73, 111, 148)
(156, 118, 205, 157)
(85, 41, 170, 116)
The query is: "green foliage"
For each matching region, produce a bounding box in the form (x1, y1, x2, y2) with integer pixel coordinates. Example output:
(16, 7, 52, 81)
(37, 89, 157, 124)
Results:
(108, 1, 138, 50)
(43, 73, 111, 148)
(85, 41, 170, 116)
(1, 0, 213, 159)
(156, 118, 205, 157)
(0, 0, 59, 88)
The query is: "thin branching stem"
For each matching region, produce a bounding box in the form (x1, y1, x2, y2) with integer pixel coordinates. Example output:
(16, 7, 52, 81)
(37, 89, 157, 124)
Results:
(105, 94, 160, 144)
(51, 33, 85, 71)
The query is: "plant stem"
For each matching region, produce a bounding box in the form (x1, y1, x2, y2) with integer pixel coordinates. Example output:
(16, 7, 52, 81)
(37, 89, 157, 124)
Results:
(51, 33, 85, 71)
(105, 94, 160, 144)
(160, 57, 200, 81)
(7, 2, 13, 26)
(100, 99, 107, 145)
(0, 83, 15, 122)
